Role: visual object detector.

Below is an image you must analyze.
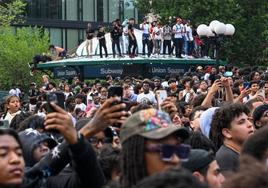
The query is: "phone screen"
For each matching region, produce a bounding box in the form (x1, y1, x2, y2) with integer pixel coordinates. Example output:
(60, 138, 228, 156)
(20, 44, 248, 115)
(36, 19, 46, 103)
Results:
(156, 90, 168, 109)
(243, 82, 250, 89)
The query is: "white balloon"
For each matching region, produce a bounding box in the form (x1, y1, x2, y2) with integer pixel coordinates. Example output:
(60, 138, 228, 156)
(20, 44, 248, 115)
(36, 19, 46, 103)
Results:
(214, 22, 226, 35)
(224, 24, 235, 35)
(197, 24, 209, 36)
(206, 27, 215, 37)
(209, 20, 220, 32)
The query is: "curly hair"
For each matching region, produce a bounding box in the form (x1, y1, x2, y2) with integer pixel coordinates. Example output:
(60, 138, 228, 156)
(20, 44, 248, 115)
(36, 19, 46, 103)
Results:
(121, 135, 147, 188)
(209, 103, 250, 150)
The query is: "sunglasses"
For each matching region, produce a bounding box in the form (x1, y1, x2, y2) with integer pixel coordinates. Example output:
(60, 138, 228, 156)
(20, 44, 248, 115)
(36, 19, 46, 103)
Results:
(145, 144, 191, 162)
(89, 137, 111, 145)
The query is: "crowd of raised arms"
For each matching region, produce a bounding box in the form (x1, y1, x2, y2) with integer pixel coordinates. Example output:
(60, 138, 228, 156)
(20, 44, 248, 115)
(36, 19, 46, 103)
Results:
(1, 63, 268, 188)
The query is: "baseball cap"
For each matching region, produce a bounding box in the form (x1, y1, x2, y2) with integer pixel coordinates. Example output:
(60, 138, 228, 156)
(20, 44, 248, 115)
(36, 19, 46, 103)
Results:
(30, 82, 36, 86)
(253, 104, 268, 127)
(120, 108, 189, 144)
(182, 149, 215, 172)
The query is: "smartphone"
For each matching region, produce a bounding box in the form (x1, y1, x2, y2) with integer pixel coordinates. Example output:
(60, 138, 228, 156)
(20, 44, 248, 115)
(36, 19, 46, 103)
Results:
(45, 93, 58, 113)
(243, 82, 250, 89)
(156, 90, 168, 110)
(45, 92, 65, 113)
(108, 86, 124, 127)
(45, 92, 65, 134)
(0, 120, 9, 129)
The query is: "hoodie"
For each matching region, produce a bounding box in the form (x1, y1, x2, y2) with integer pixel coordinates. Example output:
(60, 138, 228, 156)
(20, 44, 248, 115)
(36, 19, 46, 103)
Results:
(19, 128, 57, 167)
(200, 107, 219, 138)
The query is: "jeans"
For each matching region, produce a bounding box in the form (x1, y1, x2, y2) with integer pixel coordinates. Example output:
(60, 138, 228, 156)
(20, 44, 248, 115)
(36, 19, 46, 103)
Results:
(174, 38, 183, 57)
(112, 39, 121, 57)
(163, 40, 171, 55)
(99, 41, 108, 58)
(142, 33, 151, 56)
(128, 38, 137, 55)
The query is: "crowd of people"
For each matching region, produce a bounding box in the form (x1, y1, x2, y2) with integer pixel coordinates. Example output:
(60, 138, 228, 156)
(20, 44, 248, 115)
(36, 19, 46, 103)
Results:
(85, 16, 207, 59)
(1, 64, 268, 188)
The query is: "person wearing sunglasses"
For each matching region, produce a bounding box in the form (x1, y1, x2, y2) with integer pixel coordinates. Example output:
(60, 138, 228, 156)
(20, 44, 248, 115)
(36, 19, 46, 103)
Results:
(120, 108, 190, 188)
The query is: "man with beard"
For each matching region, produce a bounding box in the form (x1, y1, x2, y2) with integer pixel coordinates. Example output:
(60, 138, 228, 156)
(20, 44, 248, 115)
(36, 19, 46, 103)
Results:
(183, 149, 225, 188)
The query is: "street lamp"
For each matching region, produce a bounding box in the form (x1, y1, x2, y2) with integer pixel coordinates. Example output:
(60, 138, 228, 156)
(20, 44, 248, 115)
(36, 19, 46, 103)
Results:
(197, 21, 235, 61)
(119, 0, 124, 21)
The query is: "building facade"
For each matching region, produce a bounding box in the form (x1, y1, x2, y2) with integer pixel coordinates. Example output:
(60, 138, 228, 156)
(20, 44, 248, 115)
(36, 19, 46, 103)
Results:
(22, 0, 139, 51)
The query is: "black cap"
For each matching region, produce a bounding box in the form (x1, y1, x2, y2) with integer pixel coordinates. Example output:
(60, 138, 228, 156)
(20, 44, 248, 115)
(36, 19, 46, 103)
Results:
(182, 149, 214, 172)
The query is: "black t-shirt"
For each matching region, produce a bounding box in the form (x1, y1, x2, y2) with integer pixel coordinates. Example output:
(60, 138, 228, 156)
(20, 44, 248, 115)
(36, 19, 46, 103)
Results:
(28, 89, 40, 104)
(167, 88, 180, 98)
(216, 144, 239, 174)
(86, 29, 95, 40)
(97, 31, 106, 43)
(110, 26, 120, 40)
(128, 24, 136, 39)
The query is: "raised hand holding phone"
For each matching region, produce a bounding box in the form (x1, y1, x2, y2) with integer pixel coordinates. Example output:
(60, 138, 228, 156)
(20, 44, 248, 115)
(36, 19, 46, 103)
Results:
(156, 90, 168, 110)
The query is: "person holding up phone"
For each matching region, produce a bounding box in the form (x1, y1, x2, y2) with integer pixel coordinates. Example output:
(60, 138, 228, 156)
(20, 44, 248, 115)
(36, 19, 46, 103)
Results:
(201, 77, 234, 108)
(242, 81, 259, 103)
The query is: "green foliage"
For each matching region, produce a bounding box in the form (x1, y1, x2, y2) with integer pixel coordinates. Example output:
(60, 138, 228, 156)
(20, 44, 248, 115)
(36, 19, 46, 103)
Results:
(0, 26, 49, 89)
(0, 0, 48, 90)
(0, 0, 26, 26)
(135, 0, 268, 66)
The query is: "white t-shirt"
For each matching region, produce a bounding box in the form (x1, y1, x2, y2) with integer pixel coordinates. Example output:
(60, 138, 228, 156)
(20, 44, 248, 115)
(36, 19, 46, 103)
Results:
(153, 27, 162, 40)
(182, 24, 187, 37)
(137, 91, 157, 105)
(140, 23, 150, 34)
(243, 94, 255, 103)
(75, 103, 87, 111)
(172, 24, 183, 38)
(204, 73, 210, 81)
(9, 88, 21, 98)
(186, 25, 194, 41)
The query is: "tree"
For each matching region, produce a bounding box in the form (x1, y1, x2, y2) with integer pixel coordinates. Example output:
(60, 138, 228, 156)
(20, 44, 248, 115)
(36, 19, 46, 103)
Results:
(0, 27, 49, 89)
(0, 0, 49, 90)
(0, 0, 26, 26)
(134, 0, 268, 66)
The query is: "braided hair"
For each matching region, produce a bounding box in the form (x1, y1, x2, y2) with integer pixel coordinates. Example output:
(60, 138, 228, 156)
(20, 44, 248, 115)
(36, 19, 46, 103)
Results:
(121, 135, 147, 188)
